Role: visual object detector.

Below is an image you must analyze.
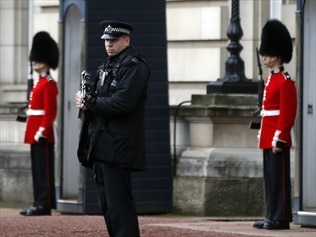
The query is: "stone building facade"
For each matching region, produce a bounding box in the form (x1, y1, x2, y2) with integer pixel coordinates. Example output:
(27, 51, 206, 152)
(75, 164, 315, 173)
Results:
(0, 0, 297, 109)
(0, 0, 303, 218)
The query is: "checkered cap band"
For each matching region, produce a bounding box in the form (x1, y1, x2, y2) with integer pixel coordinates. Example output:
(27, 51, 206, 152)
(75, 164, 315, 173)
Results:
(104, 25, 131, 35)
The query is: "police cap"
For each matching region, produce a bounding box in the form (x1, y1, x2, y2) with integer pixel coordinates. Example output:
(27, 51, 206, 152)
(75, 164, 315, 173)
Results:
(100, 20, 133, 40)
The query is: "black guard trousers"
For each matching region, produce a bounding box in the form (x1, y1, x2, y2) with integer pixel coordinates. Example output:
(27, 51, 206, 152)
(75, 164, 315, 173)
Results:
(263, 148, 292, 222)
(30, 143, 56, 209)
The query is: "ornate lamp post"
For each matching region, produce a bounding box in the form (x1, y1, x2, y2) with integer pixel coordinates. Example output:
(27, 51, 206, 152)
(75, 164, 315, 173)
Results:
(207, 0, 256, 94)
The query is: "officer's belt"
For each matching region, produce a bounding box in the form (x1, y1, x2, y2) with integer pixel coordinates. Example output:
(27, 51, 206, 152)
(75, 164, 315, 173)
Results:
(26, 109, 45, 116)
(261, 109, 280, 116)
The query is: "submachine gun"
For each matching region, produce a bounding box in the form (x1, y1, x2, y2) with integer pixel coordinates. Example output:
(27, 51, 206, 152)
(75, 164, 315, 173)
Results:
(16, 63, 33, 122)
(249, 48, 264, 129)
(77, 70, 92, 118)
(77, 70, 99, 168)
(80, 70, 92, 104)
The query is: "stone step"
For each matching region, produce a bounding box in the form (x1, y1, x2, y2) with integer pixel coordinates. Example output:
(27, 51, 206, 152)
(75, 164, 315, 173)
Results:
(0, 119, 26, 144)
(0, 146, 30, 169)
(1, 84, 27, 104)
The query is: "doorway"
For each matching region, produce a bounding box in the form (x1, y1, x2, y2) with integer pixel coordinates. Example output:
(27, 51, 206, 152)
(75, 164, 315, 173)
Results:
(58, 3, 84, 212)
(299, 0, 316, 225)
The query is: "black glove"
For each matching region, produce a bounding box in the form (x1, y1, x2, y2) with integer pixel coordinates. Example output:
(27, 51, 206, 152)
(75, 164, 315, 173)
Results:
(37, 136, 47, 144)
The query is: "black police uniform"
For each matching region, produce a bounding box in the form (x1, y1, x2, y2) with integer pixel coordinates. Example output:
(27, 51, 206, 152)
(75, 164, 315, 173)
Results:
(77, 21, 150, 237)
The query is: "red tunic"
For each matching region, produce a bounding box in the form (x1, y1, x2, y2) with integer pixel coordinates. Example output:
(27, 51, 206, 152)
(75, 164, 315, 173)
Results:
(258, 68, 297, 149)
(24, 75, 58, 144)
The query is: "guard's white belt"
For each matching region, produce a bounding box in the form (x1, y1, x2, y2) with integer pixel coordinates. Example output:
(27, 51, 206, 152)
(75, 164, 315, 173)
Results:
(26, 109, 45, 116)
(261, 109, 280, 116)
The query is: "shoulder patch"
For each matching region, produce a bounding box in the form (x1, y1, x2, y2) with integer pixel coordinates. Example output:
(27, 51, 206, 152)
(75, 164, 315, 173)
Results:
(131, 57, 139, 64)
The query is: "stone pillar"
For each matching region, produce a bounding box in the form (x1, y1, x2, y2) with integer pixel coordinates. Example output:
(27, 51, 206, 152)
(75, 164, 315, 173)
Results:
(0, 0, 29, 103)
(171, 93, 295, 216)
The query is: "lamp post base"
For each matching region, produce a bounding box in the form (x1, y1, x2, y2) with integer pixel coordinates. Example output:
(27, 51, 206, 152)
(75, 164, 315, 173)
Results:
(207, 80, 257, 94)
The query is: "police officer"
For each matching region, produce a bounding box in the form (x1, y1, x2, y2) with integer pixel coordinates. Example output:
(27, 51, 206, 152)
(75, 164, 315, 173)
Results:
(20, 32, 59, 216)
(75, 20, 150, 237)
(253, 20, 297, 230)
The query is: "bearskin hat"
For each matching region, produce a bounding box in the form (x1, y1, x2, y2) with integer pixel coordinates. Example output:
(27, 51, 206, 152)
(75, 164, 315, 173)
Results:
(29, 31, 59, 69)
(259, 19, 293, 63)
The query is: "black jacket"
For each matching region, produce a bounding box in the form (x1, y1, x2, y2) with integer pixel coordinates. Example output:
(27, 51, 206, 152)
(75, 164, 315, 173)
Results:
(78, 46, 150, 170)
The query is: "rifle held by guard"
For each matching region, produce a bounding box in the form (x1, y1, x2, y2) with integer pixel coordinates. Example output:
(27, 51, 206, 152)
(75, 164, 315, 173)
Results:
(16, 63, 33, 122)
(249, 48, 264, 129)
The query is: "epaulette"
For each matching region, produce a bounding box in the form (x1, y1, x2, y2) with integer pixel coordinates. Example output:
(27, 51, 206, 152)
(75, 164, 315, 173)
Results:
(131, 56, 139, 64)
(283, 71, 291, 80)
(120, 55, 140, 67)
(47, 75, 54, 81)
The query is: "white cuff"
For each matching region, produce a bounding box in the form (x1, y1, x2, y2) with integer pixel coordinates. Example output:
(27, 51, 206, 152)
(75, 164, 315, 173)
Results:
(34, 126, 46, 142)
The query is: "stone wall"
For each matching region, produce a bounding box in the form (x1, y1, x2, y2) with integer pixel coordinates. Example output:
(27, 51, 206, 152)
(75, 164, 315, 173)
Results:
(173, 148, 266, 216)
(0, 105, 32, 206)
(0, 145, 32, 205)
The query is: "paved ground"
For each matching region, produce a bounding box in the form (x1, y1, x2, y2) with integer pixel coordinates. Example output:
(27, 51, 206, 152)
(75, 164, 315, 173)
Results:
(0, 207, 316, 237)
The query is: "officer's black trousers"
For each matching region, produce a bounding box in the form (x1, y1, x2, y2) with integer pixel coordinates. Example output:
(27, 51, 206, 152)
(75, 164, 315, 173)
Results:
(30, 143, 56, 209)
(263, 148, 292, 222)
(93, 161, 140, 237)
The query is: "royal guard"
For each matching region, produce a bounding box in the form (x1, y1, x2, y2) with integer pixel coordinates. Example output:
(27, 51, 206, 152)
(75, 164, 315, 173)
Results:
(20, 31, 59, 216)
(253, 20, 297, 230)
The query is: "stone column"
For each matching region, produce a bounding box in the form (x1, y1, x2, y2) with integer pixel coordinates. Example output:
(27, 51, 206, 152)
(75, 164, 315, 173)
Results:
(0, 0, 29, 102)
